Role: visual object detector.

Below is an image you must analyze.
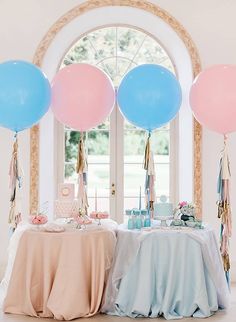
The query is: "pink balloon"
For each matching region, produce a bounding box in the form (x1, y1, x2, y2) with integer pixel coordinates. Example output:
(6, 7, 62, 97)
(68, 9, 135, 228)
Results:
(190, 65, 236, 134)
(51, 64, 115, 131)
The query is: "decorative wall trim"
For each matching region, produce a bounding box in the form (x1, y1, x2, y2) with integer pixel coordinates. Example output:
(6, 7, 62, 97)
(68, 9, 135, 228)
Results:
(31, 0, 202, 215)
(30, 124, 39, 213)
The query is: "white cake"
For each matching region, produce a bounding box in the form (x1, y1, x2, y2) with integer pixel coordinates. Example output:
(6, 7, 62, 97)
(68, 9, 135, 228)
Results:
(54, 199, 80, 218)
(54, 183, 79, 219)
(154, 195, 173, 217)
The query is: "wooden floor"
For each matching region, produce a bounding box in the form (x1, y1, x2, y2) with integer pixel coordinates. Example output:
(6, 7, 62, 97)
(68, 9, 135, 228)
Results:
(1, 285, 235, 322)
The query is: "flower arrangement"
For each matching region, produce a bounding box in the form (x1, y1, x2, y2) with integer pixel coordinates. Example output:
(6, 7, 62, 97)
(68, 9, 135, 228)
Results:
(174, 201, 195, 220)
(178, 201, 195, 210)
(29, 202, 49, 225)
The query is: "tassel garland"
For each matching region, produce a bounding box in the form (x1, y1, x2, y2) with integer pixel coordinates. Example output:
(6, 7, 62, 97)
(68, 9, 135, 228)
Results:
(217, 135, 232, 282)
(76, 132, 89, 214)
(144, 132, 156, 212)
(8, 134, 23, 231)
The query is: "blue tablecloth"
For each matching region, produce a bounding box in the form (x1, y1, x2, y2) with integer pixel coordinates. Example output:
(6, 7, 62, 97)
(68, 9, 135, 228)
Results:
(101, 226, 229, 319)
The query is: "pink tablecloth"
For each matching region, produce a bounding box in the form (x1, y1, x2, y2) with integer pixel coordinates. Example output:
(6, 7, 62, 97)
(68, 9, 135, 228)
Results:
(3, 228, 116, 320)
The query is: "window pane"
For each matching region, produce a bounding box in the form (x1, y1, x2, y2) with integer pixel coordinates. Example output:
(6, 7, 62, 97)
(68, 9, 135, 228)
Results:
(88, 28, 116, 59)
(124, 164, 145, 197)
(151, 130, 170, 156)
(65, 131, 80, 163)
(62, 38, 97, 66)
(124, 130, 146, 155)
(88, 197, 109, 213)
(135, 38, 175, 73)
(87, 155, 109, 164)
(154, 163, 169, 196)
(117, 27, 146, 60)
(87, 164, 109, 196)
(87, 130, 109, 156)
(153, 154, 169, 164)
(124, 163, 169, 200)
(124, 198, 143, 210)
(65, 164, 76, 183)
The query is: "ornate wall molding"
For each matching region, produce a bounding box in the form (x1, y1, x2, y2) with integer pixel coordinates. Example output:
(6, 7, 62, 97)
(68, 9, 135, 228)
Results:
(31, 0, 202, 215)
(30, 124, 39, 213)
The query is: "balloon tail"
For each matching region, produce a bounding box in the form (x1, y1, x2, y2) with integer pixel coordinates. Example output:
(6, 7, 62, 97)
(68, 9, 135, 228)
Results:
(76, 132, 89, 215)
(144, 132, 156, 212)
(217, 135, 232, 284)
(8, 132, 23, 231)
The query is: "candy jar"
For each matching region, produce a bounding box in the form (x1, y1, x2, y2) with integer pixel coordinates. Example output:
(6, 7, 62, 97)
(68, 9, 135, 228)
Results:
(144, 211, 151, 227)
(128, 209, 135, 230)
(135, 210, 143, 229)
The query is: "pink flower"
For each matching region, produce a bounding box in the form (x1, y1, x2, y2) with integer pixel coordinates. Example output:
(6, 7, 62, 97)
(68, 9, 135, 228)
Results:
(179, 201, 188, 208)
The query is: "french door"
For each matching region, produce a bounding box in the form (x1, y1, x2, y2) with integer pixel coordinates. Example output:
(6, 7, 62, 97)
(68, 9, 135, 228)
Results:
(58, 25, 175, 222)
(61, 103, 173, 224)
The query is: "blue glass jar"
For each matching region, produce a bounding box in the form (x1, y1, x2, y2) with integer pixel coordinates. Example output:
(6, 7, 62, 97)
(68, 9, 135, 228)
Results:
(144, 210, 151, 227)
(135, 210, 142, 229)
(128, 209, 136, 229)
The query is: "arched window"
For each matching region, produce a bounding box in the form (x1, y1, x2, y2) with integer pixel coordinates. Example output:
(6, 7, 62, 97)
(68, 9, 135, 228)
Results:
(34, 3, 199, 221)
(58, 26, 176, 220)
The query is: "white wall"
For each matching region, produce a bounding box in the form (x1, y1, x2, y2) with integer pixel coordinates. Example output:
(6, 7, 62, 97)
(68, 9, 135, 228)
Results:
(1, 0, 236, 279)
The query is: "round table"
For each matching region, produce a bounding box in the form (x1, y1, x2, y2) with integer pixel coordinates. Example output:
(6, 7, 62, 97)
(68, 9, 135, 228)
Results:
(102, 225, 230, 319)
(2, 224, 116, 320)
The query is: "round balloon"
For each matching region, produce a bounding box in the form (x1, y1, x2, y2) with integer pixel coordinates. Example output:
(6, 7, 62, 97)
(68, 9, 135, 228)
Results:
(0, 60, 51, 132)
(190, 65, 236, 134)
(51, 63, 115, 131)
(117, 64, 182, 131)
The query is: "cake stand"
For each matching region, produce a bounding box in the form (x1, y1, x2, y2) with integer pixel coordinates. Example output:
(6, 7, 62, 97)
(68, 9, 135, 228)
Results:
(155, 215, 173, 227)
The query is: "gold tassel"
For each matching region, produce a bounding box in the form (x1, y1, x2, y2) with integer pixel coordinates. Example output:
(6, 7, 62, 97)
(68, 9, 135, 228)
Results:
(144, 134, 150, 170)
(76, 132, 86, 174)
(222, 253, 230, 272)
(149, 200, 154, 211)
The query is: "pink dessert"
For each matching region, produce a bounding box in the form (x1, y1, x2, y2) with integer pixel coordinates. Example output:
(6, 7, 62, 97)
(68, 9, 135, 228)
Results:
(90, 211, 109, 219)
(29, 214, 48, 225)
(75, 215, 92, 225)
(97, 212, 109, 219)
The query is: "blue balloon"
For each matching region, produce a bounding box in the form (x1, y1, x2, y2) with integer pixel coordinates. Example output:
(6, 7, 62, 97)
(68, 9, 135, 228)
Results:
(117, 64, 182, 131)
(0, 60, 51, 132)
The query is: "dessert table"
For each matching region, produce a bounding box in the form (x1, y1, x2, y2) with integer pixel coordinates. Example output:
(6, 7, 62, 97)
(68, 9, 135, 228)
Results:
(0, 220, 117, 320)
(102, 224, 230, 320)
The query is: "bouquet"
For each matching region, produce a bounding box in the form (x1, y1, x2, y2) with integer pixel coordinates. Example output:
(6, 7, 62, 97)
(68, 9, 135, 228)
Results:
(174, 201, 195, 220)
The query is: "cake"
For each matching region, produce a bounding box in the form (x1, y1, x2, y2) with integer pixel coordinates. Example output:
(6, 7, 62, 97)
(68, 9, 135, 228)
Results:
(54, 183, 81, 218)
(54, 199, 80, 218)
(154, 195, 173, 217)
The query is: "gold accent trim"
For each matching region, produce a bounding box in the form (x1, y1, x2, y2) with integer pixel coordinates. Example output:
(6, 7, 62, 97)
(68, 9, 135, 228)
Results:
(30, 124, 39, 213)
(31, 0, 202, 215)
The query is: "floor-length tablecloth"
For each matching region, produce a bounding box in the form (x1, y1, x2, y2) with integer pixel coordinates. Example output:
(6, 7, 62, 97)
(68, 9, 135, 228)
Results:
(2, 224, 116, 320)
(102, 226, 230, 319)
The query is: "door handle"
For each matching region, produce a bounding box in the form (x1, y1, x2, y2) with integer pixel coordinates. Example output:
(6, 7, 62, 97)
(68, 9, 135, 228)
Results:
(111, 183, 116, 196)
